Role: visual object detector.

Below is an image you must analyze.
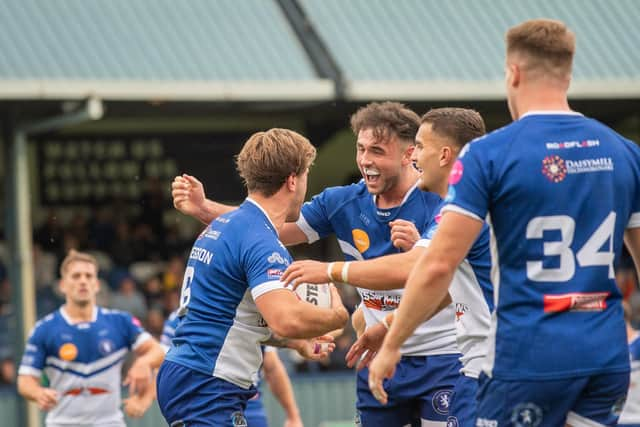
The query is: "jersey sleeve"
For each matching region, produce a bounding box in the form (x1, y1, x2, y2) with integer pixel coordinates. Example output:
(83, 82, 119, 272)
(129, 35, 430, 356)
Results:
(18, 323, 47, 377)
(415, 204, 444, 248)
(119, 312, 151, 350)
(441, 142, 491, 222)
(296, 190, 335, 243)
(243, 236, 293, 300)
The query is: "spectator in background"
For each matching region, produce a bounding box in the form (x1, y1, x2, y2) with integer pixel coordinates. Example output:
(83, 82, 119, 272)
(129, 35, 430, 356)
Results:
(110, 221, 135, 267)
(110, 276, 148, 322)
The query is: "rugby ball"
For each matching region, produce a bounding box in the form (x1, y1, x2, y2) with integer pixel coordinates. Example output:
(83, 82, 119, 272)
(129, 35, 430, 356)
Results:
(294, 283, 332, 308)
(294, 283, 333, 354)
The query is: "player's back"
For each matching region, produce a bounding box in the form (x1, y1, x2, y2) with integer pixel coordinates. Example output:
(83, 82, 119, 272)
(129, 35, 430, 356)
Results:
(466, 112, 640, 379)
(166, 199, 292, 389)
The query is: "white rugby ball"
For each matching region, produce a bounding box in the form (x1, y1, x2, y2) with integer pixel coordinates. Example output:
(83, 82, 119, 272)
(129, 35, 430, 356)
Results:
(294, 283, 332, 308)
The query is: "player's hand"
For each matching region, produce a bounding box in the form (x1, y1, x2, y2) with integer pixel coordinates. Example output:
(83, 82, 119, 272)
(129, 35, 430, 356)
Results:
(172, 174, 206, 217)
(345, 322, 388, 370)
(328, 284, 350, 327)
(280, 260, 330, 289)
(389, 219, 420, 252)
(284, 415, 304, 427)
(123, 359, 152, 396)
(35, 387, 58, 411)
(367, 345, 401, 405)
(123, 394, 152, 418)
(291, 335, 336, 361)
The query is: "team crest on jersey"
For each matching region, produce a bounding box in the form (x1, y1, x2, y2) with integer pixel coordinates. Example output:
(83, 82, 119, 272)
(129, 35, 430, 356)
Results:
(446, 416, 459, 427)
(510, 402, 542, 427)
(432, 389, 451, 415)
(230, 411, 248, 427)
(59, 343, 78, 361)
(541, 155, 567, 183)
(98, 339, 115, 356)
(352, 229, 370, 253)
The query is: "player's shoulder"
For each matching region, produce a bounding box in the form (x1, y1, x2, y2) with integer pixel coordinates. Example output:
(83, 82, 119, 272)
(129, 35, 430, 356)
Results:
(98, 306, 139, 324)
(31, 310, 61, 333)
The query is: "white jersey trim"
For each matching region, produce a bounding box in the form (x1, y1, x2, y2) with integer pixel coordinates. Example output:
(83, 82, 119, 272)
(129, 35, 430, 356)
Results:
(59, 306, 98, 325)
(18, 366, 42, 377)
(441, 205, 484, 222)
(46, 347, 128, 377)
(296, 213, 320, 243)
(338, 239, 365, 261)
(519, 110, 583, 119)
(482, 214, 500, 378)
(628, 212, 640, 229)
(566, 411, 606, 427)
(131, 331, 152, 351)
(246, 197, 278, 232)
(251, 280, 286, 300)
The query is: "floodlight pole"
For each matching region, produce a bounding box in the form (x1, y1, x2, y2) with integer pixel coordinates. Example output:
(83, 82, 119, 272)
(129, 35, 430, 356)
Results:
(5, 97, 103, 427)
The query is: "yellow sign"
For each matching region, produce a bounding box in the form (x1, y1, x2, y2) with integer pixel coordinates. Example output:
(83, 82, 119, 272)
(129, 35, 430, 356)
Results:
(352, 229, 370, 253)
(59, 343, 78, 361)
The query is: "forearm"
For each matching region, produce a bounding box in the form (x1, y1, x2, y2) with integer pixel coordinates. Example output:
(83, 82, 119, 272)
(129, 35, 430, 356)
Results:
(383, 256, 454, 351)
(625, 228, 640, 279)
(17, 375, 43, 402)
(135, 340, 165, 369)
(198, 199, 236, 224)
(289, 306, 348, 338)
(345, 250, 420, 290)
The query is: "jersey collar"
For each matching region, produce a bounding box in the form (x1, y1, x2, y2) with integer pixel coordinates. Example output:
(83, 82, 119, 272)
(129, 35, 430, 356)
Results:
(520, 110, 583, 119)
(245, 197, 278, 233)
(60, 305, 98, 325)
(372, 181, 419, 208)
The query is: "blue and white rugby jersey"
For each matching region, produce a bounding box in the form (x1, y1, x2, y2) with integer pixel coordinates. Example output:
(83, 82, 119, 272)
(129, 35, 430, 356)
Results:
(444, 111, 640, 380)
(166, 198, 291, 389)
(619, 333, 640, 424)
(18, 306, 150, 427)
(415, 201, 493, 378)
(297, 181, 458, 356)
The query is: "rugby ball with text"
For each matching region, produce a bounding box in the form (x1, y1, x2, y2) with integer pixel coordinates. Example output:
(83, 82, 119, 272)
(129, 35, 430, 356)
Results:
(294, 283, 332, 308)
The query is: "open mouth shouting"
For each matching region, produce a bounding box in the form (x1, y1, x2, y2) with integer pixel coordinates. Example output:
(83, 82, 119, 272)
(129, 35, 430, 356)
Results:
(364, 167, 381, 185)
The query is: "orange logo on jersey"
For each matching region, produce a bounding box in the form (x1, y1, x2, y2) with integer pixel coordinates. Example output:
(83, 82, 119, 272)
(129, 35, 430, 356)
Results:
(352, 229, 370, 253)
(59, 343, 78, 361)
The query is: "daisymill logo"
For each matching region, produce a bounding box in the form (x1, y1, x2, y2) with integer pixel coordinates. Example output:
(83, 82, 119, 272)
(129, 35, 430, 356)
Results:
(542, 155, 567, 183)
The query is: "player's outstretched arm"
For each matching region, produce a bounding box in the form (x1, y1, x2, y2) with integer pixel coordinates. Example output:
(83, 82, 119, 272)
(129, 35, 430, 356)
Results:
(262, 350, 304, 427)
(172, 174, 237, 224)
(17, 375, 58, 411)
(281, 248, 422, 291)
(256, 285, 348, 339)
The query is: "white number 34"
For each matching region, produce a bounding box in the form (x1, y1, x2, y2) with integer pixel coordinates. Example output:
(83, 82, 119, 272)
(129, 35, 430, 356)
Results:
(526, 212, 616, 282)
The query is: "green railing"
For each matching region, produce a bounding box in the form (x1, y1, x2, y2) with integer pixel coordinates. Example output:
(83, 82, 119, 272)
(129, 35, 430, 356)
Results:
(0, 372, 356, 427)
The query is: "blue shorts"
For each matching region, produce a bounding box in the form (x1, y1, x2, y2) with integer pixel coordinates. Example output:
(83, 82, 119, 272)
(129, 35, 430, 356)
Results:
(157, 360, 258, 426)
(447, 374, 478, 427)
(475, 371, 629, 427)
(356, 353, 461, 426)
(245, 394, 268, 427)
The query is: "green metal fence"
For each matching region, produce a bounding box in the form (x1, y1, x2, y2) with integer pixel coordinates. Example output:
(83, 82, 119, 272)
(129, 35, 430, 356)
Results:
(0, 373, 356, 427)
